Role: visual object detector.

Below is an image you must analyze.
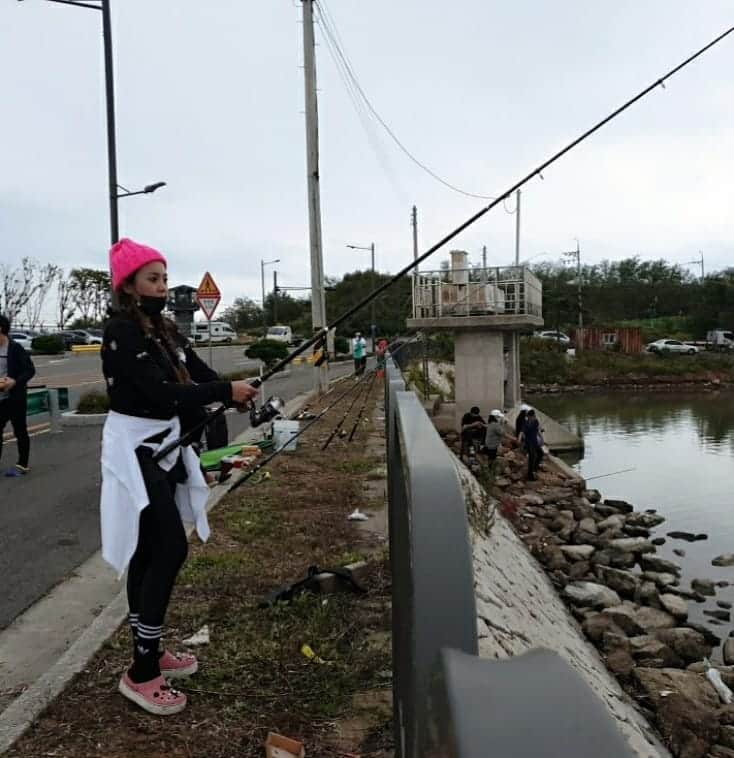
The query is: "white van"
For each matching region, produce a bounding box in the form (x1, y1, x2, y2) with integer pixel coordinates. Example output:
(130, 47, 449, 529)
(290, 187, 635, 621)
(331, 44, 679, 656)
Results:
(266, 325, 293, 344)
(191, 321, 238, 344)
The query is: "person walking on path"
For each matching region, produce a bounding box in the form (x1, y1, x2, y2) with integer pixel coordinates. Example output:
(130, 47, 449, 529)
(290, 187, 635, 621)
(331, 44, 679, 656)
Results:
(520, 408, 544, 481)
(0, 314, 36, 477)
(352, 332, 367, 376)
(100, 239, 258, 716)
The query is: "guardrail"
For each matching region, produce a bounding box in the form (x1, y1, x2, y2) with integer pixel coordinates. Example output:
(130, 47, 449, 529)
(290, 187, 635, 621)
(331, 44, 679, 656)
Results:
(71, 343, 102, 353)
(384, 355, 635, 757)
(26, 387, 69, 431)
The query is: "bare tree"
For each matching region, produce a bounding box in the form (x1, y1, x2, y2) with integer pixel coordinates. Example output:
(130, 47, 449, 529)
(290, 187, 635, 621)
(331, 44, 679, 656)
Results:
(23, 264, 61, 329)
(57, 272, 78, 329)
(0, 258, 39, 322)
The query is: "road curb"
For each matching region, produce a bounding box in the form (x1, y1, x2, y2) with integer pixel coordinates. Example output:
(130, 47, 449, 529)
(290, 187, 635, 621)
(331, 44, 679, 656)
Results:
(0, 389, 317, 755)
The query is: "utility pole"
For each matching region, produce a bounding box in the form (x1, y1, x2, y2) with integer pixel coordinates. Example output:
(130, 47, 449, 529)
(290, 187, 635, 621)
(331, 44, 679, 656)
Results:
(412, 205, 419, 318)
(302, 0, 328, 393)
(260, 258, 279, 337)
(482, 245, 487, 270)
(273, 270, 278, 324)
(370, 242, 376, 352)
(563, 239, 583, 333)
(514, 188, 521, 265)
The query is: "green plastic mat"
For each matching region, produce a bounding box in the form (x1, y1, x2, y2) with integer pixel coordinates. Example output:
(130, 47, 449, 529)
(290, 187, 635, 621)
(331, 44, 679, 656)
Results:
(200, 439, 272, 471)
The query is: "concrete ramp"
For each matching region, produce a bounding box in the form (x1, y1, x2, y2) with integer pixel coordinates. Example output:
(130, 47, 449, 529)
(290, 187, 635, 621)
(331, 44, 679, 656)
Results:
(506, 403, 583, 452)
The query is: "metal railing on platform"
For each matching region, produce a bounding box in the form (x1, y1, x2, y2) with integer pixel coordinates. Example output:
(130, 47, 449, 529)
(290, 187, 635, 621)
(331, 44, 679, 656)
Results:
(384, 355, 635, 758)
(413, 265, 542, 319)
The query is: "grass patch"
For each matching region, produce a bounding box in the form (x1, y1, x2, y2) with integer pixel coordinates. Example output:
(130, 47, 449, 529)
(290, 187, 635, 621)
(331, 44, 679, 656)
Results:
(6, 378, 391, 758)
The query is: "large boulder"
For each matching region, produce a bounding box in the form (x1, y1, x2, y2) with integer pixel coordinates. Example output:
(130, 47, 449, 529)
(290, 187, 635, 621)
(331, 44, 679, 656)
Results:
(629, 635, 683, 668)
(643, 571, 679, 589)
(636, 581, 662, 608)
(563, 581, 621, 609)
(581, 612, 629, 644)
(685, 622, 722, 647)
(604, 499, 635, 513)
(713, 554, 734, 567)
(640, 555, 682, 575)
(578, 517, 598, 535)
(705, 609, 731, 622)
(603, 602, 676, 633)
(605, 648, 636, 677)
(691, 578, 716, 596)
(659, 593, 689, 620)
(627, 511, 666, 528)
(608, 537, 656, 554)
(655, 628, 711, 664)
(633, 667, 721, 758)
(725, 639, 734, 666)
(560, 544, 596, 562)
(623, 525, 652, 538)
(595, 565, 639, 598)
(567, 560, 593, 581)
(597, 514, 626, 531)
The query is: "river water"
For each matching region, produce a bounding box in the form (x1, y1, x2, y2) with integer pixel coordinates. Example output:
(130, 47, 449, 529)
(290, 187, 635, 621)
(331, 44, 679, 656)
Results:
(536, 391, 734, 649)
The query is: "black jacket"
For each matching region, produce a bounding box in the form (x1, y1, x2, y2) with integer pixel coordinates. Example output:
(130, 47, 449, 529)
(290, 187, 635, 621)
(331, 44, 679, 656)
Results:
(102, 316, 232, 424)
(2, 339, 36, 407)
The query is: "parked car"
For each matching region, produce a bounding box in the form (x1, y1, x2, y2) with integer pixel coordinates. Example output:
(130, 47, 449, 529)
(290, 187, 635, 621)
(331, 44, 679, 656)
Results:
(646, 339, 698, 355)
(191, 321, 238, 344)
(266, 325, 293, 344)
(59, 330, 89, 350)
(9, 331, 33, 351)
(72, 329, 103, 345)
(535, 330, 571, 345)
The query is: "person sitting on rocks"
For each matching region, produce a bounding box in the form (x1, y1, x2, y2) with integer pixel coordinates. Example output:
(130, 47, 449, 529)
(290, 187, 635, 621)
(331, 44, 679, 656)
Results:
(461, 405, 486, 458)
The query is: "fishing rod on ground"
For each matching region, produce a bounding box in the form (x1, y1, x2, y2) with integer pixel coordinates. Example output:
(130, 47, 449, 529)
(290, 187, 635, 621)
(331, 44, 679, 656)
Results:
(226, 333, 424, 491)
(154, 25, 734, 464)
(322, 373, 372, 449)
(348, 370, 379, 442)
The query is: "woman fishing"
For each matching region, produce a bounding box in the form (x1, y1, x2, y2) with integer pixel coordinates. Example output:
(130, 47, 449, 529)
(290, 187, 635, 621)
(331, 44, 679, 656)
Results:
(100, 238, 257, 715)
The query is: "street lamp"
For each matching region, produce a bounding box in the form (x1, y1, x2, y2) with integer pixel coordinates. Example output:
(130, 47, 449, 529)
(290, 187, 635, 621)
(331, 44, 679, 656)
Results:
(346, 242, 376, 351)
(116, 182, 167, 198)
(261, 258, 279, 336)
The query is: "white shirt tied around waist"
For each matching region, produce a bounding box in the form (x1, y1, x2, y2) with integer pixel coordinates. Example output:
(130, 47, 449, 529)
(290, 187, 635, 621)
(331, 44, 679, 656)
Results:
(100, 410, 210, 577)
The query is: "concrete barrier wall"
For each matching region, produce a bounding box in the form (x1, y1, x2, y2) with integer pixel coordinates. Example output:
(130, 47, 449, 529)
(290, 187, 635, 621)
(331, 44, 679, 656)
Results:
(452, 460, 671, 758)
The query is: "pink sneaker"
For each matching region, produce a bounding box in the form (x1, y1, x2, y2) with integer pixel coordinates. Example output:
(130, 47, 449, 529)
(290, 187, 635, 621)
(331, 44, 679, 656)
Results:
(118, 672, 187, 715)
(159, 650, 198, 679)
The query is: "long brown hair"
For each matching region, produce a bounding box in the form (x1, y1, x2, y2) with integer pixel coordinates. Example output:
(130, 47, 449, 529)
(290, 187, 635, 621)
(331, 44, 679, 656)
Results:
(112, 290, 193, 385)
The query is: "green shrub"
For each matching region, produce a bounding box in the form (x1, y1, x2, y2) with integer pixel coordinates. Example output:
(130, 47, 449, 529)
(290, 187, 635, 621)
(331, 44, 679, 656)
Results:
(244, 339, 289, 367)
(31, 334, 64, 354)
(77, 390, 109, 414)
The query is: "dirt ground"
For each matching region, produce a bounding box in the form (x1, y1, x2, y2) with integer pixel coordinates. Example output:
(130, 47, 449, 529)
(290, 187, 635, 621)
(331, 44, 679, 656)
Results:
(6, 376, 393, 758)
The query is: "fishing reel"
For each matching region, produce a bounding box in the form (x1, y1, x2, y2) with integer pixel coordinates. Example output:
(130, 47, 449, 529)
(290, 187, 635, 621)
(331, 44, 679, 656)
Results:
(249, 396, 285, 427)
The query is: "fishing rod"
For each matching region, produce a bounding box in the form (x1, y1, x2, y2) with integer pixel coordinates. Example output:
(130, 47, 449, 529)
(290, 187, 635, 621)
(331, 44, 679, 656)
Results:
(155, 25, 734, 463)
(226, 332, 425, 490)
(584, 467, 636, 481)
(348, 370, 379, 442)
(227, 366, 381, 492)
(322, 374, 372, 449)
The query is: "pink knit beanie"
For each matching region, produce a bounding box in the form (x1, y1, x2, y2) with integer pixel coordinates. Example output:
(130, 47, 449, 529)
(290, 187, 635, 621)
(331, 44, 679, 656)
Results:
(110, 238, 167, 292)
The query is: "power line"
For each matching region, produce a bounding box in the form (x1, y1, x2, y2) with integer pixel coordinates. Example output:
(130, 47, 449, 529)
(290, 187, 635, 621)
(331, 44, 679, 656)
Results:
(314, 0, 497, 201)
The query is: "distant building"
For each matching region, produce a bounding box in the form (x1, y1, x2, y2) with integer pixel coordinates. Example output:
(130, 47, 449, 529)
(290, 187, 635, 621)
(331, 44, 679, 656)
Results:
(573, 326, 642, 354)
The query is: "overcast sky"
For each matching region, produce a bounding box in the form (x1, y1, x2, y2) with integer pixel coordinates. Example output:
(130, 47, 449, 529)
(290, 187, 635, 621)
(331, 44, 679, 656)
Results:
(1, 0, 732, 323)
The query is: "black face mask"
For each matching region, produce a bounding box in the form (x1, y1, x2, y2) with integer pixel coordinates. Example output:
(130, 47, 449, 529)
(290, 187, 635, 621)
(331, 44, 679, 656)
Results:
(138, 295, 167, 317)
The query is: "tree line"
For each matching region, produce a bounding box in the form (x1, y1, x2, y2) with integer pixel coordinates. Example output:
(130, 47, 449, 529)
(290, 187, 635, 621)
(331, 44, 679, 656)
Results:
(0, 259, 111, 330)
(533, 257, 734, 337)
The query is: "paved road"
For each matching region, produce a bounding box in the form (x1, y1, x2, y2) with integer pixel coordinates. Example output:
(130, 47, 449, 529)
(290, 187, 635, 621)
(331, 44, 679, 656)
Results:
(0, 362, 353, 630)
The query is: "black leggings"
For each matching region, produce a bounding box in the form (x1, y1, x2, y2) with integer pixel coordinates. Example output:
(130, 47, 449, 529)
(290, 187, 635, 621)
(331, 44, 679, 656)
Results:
(127, 448, 189, 630)
(0, 399, 30, 468)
